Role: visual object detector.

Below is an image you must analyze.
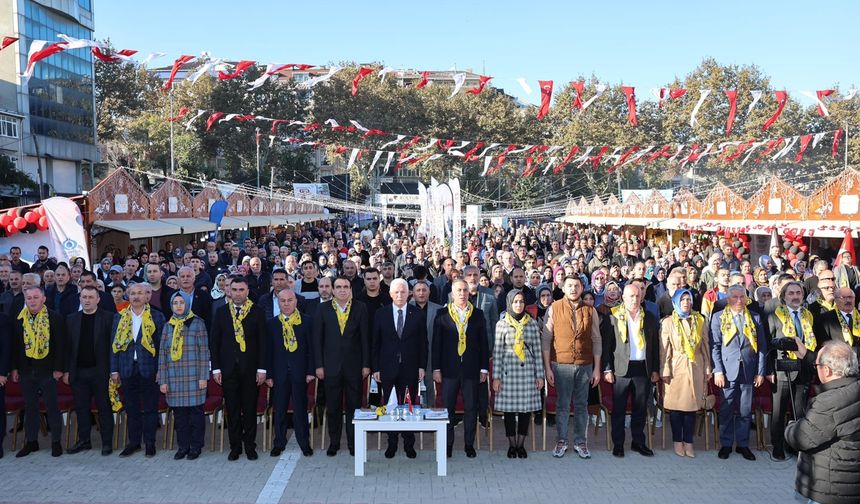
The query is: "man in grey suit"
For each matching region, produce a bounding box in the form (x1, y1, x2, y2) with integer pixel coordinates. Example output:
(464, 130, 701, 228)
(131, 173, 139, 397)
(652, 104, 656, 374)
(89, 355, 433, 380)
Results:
(409, 280, 441, 407)
(463, 265, 498, 427)
(710, 284, 768, 461)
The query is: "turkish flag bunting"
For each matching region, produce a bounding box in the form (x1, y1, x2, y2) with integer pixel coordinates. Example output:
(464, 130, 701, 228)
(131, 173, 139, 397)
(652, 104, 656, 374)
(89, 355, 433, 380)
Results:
(416, 71, 429, 89)
(537, 80, 553, 120)
(669, 88, 687, 99)
(205, 112, 225, 131)
(795, 134, 813, 162)
(590, 146, 609, 169)
(762, 90, 788, 130)
(646, 145, 672, 163)
(489, 145, 517, 175)
(303, 123, 321, 132)
(351, 66, 375, 96)
(467, 75, 492, 94)
(571, 81, 585, 110)
(816, 89, 835, 116)
(163, 54, 196, 91)
(168, 107, 189, 122)
(363, 129, 386, 138)
(621, 86, 637, 126)
(1, 36, 18, 51)
(726, 141, 753, 163)
(463, 142, 485, 162)
(724, 90, 738, 135)
(609, 146, 640, 172)
(523, 157, 535, 177)
(833, 129, 843, 158)
(218, 60, 256, 81)
(91, 47, 138, 63)
(24, 42, 68, 78)
(400, 135, 423, 151)
(271, 119, 290, 134)
(553, 146, 580, 174)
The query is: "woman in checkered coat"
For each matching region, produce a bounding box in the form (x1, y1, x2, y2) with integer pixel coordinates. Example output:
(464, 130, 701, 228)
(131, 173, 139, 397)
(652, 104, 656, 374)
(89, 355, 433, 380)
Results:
(158, 292, 211, 460)
(492, 289, 545, 459)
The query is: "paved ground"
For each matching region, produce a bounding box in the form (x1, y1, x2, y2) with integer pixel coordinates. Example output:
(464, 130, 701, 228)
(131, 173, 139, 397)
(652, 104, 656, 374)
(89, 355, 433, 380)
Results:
(0, 417, 801, 504)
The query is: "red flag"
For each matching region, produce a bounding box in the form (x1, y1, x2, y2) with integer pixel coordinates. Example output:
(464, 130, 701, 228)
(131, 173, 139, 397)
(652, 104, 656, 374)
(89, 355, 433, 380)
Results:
(725, 90, 738, 135)
(415, 71, 429, 89)
(463, 142, 485, 162)
(270, 119, 289, 134)
(91, 47, 138, 62)
(218, 60, 256, 80)
(590, 146, 609, 169)
(657, 88, 667, 109)
(726, 140, 754, 163)
(163, 54, 195, 91)
(404, 387, 413, 413)
(609, 146, 640, 172)
(351, 66, 374, 96)
(621, 86, 637, 126)
(24, 41, 68, 78)
(571, 81, 585, 110)
(795, 134, 813, 162)
(168, 107, 189, 123)
(1, 36, 18, 51)
(205, 112, 225, 132)
(816, 89, 835, 116)
(835, 230, 856, 267)
(553, 146, 580, 174)
(400, 135, 423, 151)
(669, 88, 687, 99)
(467, 75, 492, 95)
(363, 129, 386, 138)
(646, 145, 673, 163)
(833, 128, 844, 158)
(302, 123, 321, 132)
(762, 90, 788, 130)
(489, 145, 517, 175)
(537, 80, 553, 120)
(523, 157, 535, 177)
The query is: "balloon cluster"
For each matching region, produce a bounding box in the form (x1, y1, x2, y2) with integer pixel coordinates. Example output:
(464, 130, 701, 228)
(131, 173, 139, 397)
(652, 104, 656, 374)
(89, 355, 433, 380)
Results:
(0, 206, 49, 237)
(781, 229, 809, 263)
(725, 230, 751, 262)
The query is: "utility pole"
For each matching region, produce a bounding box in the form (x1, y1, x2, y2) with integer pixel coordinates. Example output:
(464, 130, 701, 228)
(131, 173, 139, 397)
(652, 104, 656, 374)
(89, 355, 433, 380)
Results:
(255, 127, 261, 189)
(32, 134, 44, 200)
(169, 89, 174, 175)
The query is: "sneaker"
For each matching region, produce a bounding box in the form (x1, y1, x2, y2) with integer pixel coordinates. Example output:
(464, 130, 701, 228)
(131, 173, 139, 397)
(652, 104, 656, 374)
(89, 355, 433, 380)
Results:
(552, 440, 568, 458)
(573, 442, 591, 459)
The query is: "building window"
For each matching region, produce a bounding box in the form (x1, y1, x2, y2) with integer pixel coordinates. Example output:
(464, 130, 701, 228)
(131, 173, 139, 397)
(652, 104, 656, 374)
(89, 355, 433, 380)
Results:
(0, 116, 19, 138)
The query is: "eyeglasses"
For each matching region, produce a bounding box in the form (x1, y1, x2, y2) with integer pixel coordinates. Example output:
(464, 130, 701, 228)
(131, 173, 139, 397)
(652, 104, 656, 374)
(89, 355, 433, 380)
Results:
(820, 285, 836, 290)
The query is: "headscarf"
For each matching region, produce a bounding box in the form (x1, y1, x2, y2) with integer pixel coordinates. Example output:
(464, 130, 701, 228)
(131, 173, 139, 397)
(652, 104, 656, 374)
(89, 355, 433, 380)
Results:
(758, 255, 771, 270)
(211, 273, 227, 300)
(754, 286, 772, 302)
(672, 288, 693, 319)
(505, 289, 527, 321)
(167, 291, 195, 361)
(645, 265, 655, 281)
(535, 284, 552, 319)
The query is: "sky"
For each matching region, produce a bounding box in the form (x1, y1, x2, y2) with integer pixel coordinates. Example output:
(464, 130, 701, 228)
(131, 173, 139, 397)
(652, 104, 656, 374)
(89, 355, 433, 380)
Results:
(95, 0, 860, 105)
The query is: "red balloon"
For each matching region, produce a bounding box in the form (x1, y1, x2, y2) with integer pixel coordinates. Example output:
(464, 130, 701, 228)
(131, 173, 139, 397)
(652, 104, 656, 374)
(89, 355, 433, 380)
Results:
(0, 215, 9, 227)
(6, 208, 15, 218)
(37, 216, 48, 231)
(13, 216, 26, 230)
(5, 224, 17, 235)
(35, 206, 45, 217)
(24, 211, 38, 224)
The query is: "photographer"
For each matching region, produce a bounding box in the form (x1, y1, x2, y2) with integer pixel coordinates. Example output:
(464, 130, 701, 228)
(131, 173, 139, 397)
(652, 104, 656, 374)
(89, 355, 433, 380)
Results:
(785, 340, 860, 504)
(767, 281, 817, 460)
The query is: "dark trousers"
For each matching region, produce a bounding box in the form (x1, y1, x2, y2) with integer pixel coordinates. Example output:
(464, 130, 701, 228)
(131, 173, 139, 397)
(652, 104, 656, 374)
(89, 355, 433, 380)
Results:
(478, 381, 489, 422)
(719, 379, 753, 449)
(20, 372, 62, 444)
(222, 369, 258, 451)
(442, 375, 478, 448)
(272, 378, 310, 451)
(381, 368, 418, 450)
(173, 405, 205, 452)
(771, 375, 809, 451)
(503, 412, 531, 437)
(669, 411, 696, 443)
(124, 366, 159, 448)
(610, 361, 649, 447)
(324, 372, 361, 449)
(71, 367, 113, 446)
(0, 385, 5, 447)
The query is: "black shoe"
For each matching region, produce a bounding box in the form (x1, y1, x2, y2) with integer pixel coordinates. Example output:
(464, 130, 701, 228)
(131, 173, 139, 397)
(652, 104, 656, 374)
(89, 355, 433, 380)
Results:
(228, 448, 242, 461)
(187, 450, 200, 460)
(246, 449, 258, 461)
(348, 447, 355, 456)
(507, 446, 517, 459)
(301, 447, 314, 457)
(465, 445, 477, 458)
(718, 446, 731, 459)
(16, 441, 38, 458)
(631, 443, 654, 457)
(270, 447, 284, 457)
(119, 445, 140, 457)
(534, 413, 543, 425)
(101, 447, 112, 456)
(67, 441, 92, 454)
(385, 446, 397, 459)
(51, 442, 62, 457)
(0, 446, 4, 459)
(326, 444, 339, 457)
(174, 449, 188, 460)
(479, 417, 489, 429)
(144, 445, 156, 458)
(736, 446, 756, 461)
(516, 446, 527, 459)
(772, 447, 786, 461)
(612, 446, 624, 458)
(446, 446, 453, 458)
(405, 446, 417, 459)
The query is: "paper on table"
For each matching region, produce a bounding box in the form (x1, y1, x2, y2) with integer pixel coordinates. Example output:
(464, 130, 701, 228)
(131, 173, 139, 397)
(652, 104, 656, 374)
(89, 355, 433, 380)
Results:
(354, 409, 377, 420)
(424, 409, 449, 420)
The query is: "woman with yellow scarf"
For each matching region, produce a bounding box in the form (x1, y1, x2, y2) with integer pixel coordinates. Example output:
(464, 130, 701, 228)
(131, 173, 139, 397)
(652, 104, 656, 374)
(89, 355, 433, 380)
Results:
(492, 289, 544, 459)
(659, 289, 712, 458)
(158, 293, 211, 460)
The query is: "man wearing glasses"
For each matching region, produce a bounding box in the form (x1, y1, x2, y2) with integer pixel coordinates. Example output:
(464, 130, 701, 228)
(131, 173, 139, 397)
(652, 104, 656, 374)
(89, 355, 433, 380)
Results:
(808, 273, 837, 321)
(814, 288, 860, 363)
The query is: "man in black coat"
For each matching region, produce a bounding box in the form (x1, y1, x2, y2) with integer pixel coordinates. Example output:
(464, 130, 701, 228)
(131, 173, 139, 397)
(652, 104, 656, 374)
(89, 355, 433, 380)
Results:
(313, 276, 370, 457)
(265, 289, 314, 457)
(64, 286, 115, 455)
(432, 279, 489, 459)
(372, 278, 427, 459)
(45, 263, 78, 315)
(10, 286, 66, 457)
(814, 288, 860, 362)
(602, 283, 659, 458)
(78, 271, 117, 314)
(177, 266, 211, 330)
(210, 276, 268, 461)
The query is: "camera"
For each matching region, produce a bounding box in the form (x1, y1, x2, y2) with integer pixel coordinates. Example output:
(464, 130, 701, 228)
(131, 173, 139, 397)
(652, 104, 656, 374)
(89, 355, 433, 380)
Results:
(771, 337, 798, 352)
(772, 338, 802, 373)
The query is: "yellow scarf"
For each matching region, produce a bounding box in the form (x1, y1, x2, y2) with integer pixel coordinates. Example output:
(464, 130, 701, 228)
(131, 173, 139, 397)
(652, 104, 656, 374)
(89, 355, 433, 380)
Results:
(819, 299, 836, 312)
(612, 305, 645, 351)
(167, 312, 194, 361)
(836, 309, 860, 346)
(230, 300, 253, 352)
(112, 305, 156, 356)
(775, 305, 817, 359)
(109, 380, 123, 412)
(504, 312, 529, 362)
(18, 306, 50, 360)
(720, 308, 757, 352)
(278, 310, 302, 352)
(448, 302, 473, 356)
(673, 311, 703, 363)
(333, 299, 351, 335)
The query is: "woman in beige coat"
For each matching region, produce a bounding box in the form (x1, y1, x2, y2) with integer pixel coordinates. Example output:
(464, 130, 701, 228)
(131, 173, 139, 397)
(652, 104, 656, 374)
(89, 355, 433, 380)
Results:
(660, 289, 711, 458)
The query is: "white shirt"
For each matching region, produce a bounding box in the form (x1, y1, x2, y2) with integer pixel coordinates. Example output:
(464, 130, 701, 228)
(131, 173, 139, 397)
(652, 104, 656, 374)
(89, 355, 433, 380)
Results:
(453, 304, 470, 327)
(272, 293, 280, 317)
(335, 300, 350, 313)
(626, 309, 646, 361)
(392, 303, 407, 331)
(131, 308, 144, 361)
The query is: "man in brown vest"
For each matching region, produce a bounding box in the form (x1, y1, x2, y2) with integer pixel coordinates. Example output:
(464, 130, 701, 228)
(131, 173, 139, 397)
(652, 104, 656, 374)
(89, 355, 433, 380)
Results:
(541, 276, 602, 459)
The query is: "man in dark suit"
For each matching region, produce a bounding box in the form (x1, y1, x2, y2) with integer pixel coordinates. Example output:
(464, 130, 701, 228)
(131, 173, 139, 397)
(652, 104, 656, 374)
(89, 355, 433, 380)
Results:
(45, 263, 77, 315)
(432, 279, 489, 459)
(111, 283, 166, 458)
(372, 278, 427, 459)
(814, 288, 860, 362)
(313, 276, 370, 457)
(409, 280, 441, 408)
(0, 310, 9, 458)
(710, 284, 768, 461)
(602, 283, 659, 458)
(177, 266, 211, 330)
(463, 265, 498, 427)
(10, 286, 66, 457)
(266, 289, 314, 457)
(78, 271, 117, 314)
(210, 276, 268, 461)
(64, 286, 115, 455)
(258, 269, 307, 319)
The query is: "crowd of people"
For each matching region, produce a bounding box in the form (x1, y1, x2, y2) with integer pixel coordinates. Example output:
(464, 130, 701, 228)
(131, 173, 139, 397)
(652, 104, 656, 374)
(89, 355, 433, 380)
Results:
(0, 220, 858, 501)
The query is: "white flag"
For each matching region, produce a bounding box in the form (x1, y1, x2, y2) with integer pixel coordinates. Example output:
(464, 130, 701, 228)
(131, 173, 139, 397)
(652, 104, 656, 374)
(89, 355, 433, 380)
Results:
(747, 90, 763, 114)
(386, 386, 399, 413)
(347, 148, 360, 169)
(516, 78, 533, 95)
(368, 150, 383, 173)
(450, 73, 467, 98)
(580, 84, 608, 112)
(690, 89, 711, 128)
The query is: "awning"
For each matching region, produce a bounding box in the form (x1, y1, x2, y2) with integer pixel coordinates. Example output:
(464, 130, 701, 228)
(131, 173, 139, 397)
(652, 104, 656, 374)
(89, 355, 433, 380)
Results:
(245, 216, 273, 228)
(219, 216, 250, 230)
(558, 215, 663, 227)
(158, 218, 216, 235)
(289, 213, 330, 222)
(93, 219, 181, 239)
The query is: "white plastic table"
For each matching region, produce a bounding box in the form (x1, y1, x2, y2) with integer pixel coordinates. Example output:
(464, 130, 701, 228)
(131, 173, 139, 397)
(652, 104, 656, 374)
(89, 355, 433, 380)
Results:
(352, 413, 449, 476)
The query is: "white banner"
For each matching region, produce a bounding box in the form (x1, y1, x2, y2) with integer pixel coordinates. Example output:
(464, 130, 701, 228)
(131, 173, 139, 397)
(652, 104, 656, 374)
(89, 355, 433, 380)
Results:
(449, 178, 462, 252)
(417, 182, 430, 236)
(42, 196, 90, 266)
(466, 204, 481, 230)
